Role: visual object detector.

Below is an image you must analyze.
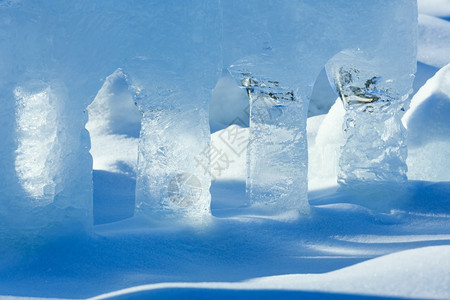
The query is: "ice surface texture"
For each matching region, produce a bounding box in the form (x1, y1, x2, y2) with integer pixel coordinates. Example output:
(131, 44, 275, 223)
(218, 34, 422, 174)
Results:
(129, 2, 222, 221)
(0, 2, 97, 237)
(0, 1, 221, 235)
(326, 50, 413, 186)
(225, 0, 417, 206)
(0, 0, 417, 233)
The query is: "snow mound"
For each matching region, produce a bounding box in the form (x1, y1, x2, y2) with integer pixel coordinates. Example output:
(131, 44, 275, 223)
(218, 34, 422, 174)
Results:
(418, 0, 450, 19)
(403, 62, 450, 181)
(89, 245, 450, 299)
(308, 99, 345, 190)
(250, 245, 450, 299)
(210, 125, 248, 181)
(418, 14, 450, 68)
(209, 71, 249, 133)
(86, 69, 141, 174)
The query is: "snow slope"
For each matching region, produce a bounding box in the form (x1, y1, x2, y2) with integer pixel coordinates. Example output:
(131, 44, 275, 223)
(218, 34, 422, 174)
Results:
(418, 0, 450, 20)
(403, 63, 450, 181)
(418, 14, 450, 68)
(0, 177, 449, 299)
(90, 245, 450, 299)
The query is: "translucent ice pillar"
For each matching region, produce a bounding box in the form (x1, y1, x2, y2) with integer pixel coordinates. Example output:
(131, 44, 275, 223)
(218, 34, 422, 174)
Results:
(228, 66, 308, 214)
(224, 1, 317, 214)
(0, 81, 93, 236)
(133, 89, 215, 221)
(0, 1, 222, 233)
(129, 2, 222, 221)
(224, 0, 417, 208)
(326, 51, 414, 185)
(0, 3, 95, 238)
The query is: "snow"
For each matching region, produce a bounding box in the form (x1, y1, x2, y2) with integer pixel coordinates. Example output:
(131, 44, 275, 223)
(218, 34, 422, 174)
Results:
(2, 176, 449, 299)
(86, 69, 140, 174)
(1, 1, 450, 299)
(248, 245, 450, 299)
(308, 99, 345, 190)
(418, 14, 450, 68)
(418, 0, 450, 19)
(209, 70, 249, 133)
(403, 63, 450, 181)
(89, 245, 450, 299)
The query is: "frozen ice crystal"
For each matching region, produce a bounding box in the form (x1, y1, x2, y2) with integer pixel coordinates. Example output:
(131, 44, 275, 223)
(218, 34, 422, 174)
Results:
(326, 49, 415, 186)
(0, 80, 93, 237)
(225, 0, 417, 208)
(129, 1, 222, 221)
(0, 1, 222, 233)
(227, 66, 308, 214)
(0, 0, 418, 233)
(0, 1, 98, 236)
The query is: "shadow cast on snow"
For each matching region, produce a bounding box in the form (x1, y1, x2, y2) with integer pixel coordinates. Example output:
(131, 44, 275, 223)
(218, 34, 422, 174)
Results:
(92, 287, 404, 300)
(0, 175, 448, 299)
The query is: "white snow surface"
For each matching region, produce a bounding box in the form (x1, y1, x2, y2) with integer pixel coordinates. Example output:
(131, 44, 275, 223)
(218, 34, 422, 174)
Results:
(90, 245, 450, 300)
(86, 69, 141, 174)
(418, 14, 450, 68)
(308, 99, 345, 190)
(403, 62, 450, 181)
(418, 0, 450, 18)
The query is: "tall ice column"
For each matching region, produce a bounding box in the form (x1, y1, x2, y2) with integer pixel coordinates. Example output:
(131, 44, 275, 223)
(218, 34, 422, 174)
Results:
(134, 89, 213, 221)
(229, 68, 309, 215)
(0, 80, 93, 239)
(130, 1, 222, 222)
(326, 50, 414, 187)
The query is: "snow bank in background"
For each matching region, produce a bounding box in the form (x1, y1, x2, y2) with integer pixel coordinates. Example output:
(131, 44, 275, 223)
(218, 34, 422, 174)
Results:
(308, 99, 345, 190)
(90, 245, 450, 300)
(418, 0, 450, 18)
(87, 70, 141, 138)
(308, 68, 338, 117)
(88, 134, 139, 175)
(86, 70, 141, 174)
(418, 14, 450, 68)
(403, 63, 450, 181)
(210, 125, 248, 181)
(209, 71, 249, 133)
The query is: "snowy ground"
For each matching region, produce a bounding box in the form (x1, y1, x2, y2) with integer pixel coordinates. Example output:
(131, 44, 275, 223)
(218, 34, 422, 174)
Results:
(1, 2, 450, 300)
